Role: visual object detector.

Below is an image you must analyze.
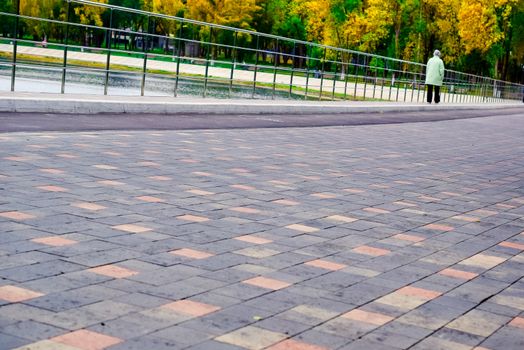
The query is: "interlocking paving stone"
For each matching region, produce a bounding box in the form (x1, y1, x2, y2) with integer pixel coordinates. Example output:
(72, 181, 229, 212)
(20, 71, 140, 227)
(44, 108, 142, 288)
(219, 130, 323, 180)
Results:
(1, 114, 524, 349)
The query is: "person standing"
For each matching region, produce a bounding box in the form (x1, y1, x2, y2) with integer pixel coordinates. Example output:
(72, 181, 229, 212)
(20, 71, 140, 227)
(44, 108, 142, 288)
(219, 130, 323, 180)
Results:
(425, 50, 445, 104)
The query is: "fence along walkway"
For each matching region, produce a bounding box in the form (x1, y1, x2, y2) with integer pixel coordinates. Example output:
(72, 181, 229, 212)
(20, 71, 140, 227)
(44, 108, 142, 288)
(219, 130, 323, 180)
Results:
(0, 0, 522, 102)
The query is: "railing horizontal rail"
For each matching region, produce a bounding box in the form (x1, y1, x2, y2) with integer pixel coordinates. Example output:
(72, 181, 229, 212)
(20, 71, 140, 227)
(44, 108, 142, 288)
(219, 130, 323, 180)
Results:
(1, 0, 522, 101)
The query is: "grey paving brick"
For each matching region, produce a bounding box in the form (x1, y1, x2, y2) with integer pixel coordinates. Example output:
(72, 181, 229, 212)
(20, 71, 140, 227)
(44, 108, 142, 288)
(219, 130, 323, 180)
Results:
(189, 340, 245, 350)
(0, 333, 30, 350)
(108, 336, 184, 350)
(2, 320, 66, 341)
(0, 259, 84, 282)
(150, 325, 214, 346)
(25, 285, 126, 312)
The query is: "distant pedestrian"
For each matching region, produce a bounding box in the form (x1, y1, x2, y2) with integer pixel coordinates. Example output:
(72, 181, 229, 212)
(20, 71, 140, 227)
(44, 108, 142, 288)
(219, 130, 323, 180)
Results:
(425, 50, 445, 104)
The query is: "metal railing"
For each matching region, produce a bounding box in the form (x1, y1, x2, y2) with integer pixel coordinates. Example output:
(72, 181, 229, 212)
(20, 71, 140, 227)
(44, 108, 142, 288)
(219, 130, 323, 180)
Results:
(0, 0, 523, 102)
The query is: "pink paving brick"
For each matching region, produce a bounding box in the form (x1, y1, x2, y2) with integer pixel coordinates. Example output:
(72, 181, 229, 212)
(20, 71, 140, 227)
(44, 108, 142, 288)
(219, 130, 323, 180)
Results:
(393, 233, 425, 242)
(441, 191, 461, 197)
(234, 235, 273, 244)
(102, 151, 122, 156)
(269, 180, 291, 185)
(170, 248, 214, 259)
(363, 207, 390, 214)
(342, 309, 394, 326)
(72, 202, 107, 211)
(397, 286, 442, 300)
(243, 276, 291, 290)
(137, 161, 160, 167)
(438, 268, 478, 280)
(0, 211, 35, 220)
(162, 299, 221, 317)
(419, 195, 441, 202)
(325, 215, 358, 223)
(498, 241, 524, 251)
(230, 184, 256, 190)
(230, 207, 261, 214)
(192, 172, 212, 177)
(31, 236, 78, 247)
(230, 168, 250, 173)
(97, 180, 124, 186)
(470, 209, 498, 217)
(272, 199, 299, 206)
(148, 175, 172, 181)
(52, 329, 123, 350)
(56, 153, 77, 158)
(452, 215, 480, 222)
(39, 168, 65, 174)
(509, 316, 524, 329)
(177, 214, 210, 223)
(136, 195, 165, 203)
(311, 193, 337, 199)
(344, 188, 365, 194)
(93, 164, 118, 170)
(112, 224, 152, 233)
(285, 224, 319, 233)
(423, 223, 454, 231)
(89, 265, 139, 279)
(370, 184, 390, 189)
(36, 185, 68, 192)
(4, 156, 30, 162)
(267, 339, 328, 350)
(352, 245, 390, 256)
(187, 189, 215, 196)
(393, 201, 418, 207)
(0, 285, 44, 302)
(305, 259, 347, 271)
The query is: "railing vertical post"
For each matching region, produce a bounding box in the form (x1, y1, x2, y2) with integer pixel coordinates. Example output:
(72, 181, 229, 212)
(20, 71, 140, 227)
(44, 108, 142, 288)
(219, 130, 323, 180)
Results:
(10, 0, 21, 92)
(304, 44, 310, 100)
(203, 26, 213, 97)
(410, 70, 415, 102)
(103, 8, 114, 96)
(372, 64, 377, 99)
(476, 77, 481, 103)
(318, 47, 326, 100)
(416, 69, 422, 102)
(140, 15, 151, 96)
(331, 51, 339, 100)
(395, 71, 400, 101)
(272, 38, 279, 99)
(343, 54, 349, 100)
(380, 60, 386, 100)
(229, 31, 238, 97)
(363, 56, 368, 100)
(289, 41, 296, 98)
(395, 63, 400, 101)
(353, 54, 359, 99)
(251, 34, 260, 98)
(174, 22, 183, 97)
(60, 0, 72, 94)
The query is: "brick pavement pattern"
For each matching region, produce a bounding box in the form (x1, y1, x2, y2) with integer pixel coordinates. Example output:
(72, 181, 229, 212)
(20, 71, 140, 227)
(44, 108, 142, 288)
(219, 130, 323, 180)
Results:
(0, 114, 523, 349)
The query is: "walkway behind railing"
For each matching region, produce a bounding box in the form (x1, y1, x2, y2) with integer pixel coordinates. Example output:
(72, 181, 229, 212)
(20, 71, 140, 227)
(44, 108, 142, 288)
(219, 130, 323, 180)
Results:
(0, 0, 523, 102)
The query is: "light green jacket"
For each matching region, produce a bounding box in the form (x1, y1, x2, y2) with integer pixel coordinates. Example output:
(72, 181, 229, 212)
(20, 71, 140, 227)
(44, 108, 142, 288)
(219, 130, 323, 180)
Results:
(425, 56, 445, 86)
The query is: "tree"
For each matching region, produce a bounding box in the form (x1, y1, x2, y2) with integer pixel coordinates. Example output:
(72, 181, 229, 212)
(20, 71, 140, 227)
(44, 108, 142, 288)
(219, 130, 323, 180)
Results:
(19, 0, 60, 40)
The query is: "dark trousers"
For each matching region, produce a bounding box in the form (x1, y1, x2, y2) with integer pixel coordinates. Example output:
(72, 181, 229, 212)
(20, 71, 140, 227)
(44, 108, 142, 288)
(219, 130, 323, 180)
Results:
(427, 85, 440, 103)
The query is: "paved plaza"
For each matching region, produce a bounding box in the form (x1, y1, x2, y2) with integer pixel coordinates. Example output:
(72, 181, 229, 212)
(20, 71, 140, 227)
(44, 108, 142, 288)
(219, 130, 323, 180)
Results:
(0, 113, 524, 349)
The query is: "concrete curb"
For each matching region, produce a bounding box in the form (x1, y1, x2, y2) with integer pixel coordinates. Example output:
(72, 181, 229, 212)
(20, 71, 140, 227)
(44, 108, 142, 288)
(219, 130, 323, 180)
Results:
(1, 93, 522, 115)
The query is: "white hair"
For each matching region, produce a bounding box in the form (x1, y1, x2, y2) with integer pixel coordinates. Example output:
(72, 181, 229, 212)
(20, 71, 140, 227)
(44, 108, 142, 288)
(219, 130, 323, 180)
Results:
(434, 50, 441, 57)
